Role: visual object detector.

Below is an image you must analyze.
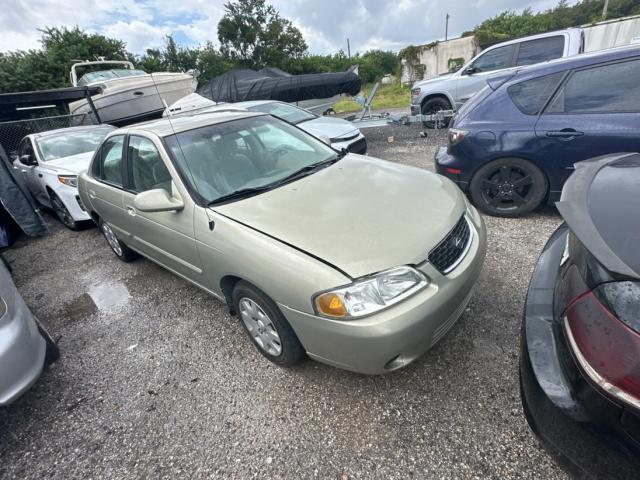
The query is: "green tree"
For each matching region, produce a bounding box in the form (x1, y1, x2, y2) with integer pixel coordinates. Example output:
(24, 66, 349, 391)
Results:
(217, 0, 308, 68)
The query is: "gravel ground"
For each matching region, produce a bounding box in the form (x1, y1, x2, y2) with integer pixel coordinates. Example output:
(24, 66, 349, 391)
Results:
(0, 121, 565, 479)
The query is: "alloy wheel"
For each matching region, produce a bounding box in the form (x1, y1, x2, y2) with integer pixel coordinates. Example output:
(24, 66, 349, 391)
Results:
(51, 195, 76, 229)
(479, 164, 535, 212)
(102, 223, 123, 257)
(239, 297, 282, 356)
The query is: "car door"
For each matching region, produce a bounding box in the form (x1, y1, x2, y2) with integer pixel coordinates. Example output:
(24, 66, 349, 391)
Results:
(120, 134, 203, 284)
(88, 135, 127, 231)
(534, 57, 640, 194)
(455, 44, 517, 105)
(14, 138, 48, 205)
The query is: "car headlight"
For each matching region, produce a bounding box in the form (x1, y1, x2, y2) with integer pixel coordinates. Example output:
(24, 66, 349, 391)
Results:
(411, 87, 421, 97)
(58, 175, 78, 187)
(314, 266, 428, 319)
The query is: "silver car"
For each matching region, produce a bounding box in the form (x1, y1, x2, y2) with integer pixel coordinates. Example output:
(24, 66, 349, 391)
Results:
(0, 256, 58, 405)
(78, 112, 486, 374)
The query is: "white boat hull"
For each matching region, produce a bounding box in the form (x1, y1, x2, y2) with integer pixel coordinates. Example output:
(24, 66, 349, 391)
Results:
(69, 72, 197, 125)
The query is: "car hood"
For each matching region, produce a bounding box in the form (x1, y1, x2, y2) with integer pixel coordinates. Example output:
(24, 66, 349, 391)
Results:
(413, 72, 455, 89)
(297, 116, 359, 140)
(214, 155, 466, 278)
(43, 151, 93, 175)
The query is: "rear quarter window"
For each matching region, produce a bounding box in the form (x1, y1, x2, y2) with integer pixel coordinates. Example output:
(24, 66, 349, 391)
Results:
(516, 36, 565, 66)
(507, 72, 565, 115)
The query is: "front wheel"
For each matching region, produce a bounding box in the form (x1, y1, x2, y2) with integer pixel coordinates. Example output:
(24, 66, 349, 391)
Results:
(50, 192, 80, 230)
(232, 281, 305, 367)
(421, 97, 452, 129)
(469, 158, 548, 217)
(99, 219, 139, 262)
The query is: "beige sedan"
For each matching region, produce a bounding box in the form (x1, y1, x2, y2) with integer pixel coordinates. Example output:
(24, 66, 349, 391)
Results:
(78, 111, 486, 374)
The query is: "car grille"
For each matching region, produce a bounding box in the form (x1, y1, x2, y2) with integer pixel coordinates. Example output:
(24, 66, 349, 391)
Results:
(428, 215, 472, 274)
(347, 137, 367, 154)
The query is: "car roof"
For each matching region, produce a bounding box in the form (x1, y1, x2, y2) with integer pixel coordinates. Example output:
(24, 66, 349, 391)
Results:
(481, 27, 580, 52)
(116, 110, 267, 137)
(505, 44, 640, 85)
(30, 124, 115, 140)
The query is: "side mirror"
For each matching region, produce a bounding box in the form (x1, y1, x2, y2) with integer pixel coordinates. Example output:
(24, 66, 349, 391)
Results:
(318, 134, 332, 145)
(464, 66, 477, 75)
(134, 189, 184, 213)
(19, 154, 36, 166)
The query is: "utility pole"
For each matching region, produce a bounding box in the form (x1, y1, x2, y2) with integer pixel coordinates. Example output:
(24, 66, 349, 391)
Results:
(602, 0, 609, 19)
(445, 13, 450, 41)
(347, 38, 351, 60)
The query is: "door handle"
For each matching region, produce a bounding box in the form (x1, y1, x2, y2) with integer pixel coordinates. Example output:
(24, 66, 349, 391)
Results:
(133, 91, 144, 96)
(126, 206, 137, 217)
(89, 189, 96, 199)
(546, 129, 584, 138)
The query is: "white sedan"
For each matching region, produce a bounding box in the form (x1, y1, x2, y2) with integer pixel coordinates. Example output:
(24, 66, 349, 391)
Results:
(13, 125, 115, 230)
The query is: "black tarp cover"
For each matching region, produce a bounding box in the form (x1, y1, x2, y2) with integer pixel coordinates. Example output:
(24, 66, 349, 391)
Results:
(0, 145, 48, 237)
(197, 68, 361, 104)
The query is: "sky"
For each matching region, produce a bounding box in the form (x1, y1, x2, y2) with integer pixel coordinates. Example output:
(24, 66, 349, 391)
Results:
(1, 0, 561, 55)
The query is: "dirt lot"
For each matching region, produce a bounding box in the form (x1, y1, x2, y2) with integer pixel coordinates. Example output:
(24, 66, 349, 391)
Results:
(0, 123, 565, 479)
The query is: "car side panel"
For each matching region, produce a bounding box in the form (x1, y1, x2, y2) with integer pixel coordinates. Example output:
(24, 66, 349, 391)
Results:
(83, 174, 125, 232)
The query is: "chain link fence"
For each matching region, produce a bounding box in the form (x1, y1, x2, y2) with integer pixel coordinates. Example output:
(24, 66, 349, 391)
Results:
(0, 112, 99, 158)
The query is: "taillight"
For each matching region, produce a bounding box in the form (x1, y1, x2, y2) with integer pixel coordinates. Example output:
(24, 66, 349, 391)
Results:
(448, 129, 467, 146)
(564, 283, 640, 410)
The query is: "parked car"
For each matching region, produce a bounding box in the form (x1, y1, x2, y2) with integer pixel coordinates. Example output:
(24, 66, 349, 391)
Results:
(435, 44, 640, 217)
(165, 96, 367, 154)
(78, 111, 486, 374)
(410, 28, 584, 125)
(13, 125, 115, 229)
(520, 152, 640, 479)
(0, 255, 58, 406)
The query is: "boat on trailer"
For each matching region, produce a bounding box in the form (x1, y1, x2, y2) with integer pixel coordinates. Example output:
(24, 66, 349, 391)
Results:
(68, 60, 198, 125)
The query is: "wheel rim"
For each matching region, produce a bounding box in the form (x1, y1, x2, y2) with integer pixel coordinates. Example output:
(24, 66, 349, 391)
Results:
(102, 223, 123, 257)
(422, 103, 447, 128)
(52, 195, 75, 228)
(239, 297, 282, 356)
(479, 164, 535, 212)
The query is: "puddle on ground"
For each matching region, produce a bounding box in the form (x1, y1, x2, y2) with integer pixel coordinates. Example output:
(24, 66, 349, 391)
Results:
(62, 281, 131, 323)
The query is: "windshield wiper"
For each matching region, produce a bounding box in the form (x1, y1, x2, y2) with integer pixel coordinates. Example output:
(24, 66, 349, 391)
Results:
(207, 185, 273, 206)
(270, 155, 343, 187)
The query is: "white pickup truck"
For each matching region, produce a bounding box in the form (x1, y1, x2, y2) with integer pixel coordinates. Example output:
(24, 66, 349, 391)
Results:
(410, 28, 585, 121)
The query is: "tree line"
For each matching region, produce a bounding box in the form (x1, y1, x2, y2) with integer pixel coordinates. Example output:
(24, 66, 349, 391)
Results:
(0, 0, 638, 94)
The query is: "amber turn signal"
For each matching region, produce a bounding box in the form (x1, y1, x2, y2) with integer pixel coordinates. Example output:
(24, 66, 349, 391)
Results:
(315, 293, 347, 318)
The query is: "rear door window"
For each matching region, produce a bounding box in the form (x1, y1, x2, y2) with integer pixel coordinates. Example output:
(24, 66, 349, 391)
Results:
(95, 135, 125, 186)
(546, 58, 640, 113)
(471, 44, 516, 73)
(516, 36, 565, 66)
(508, 72, 565, 115)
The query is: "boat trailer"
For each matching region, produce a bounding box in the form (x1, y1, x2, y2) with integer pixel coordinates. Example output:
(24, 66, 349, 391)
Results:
(342, 82, 455, 130)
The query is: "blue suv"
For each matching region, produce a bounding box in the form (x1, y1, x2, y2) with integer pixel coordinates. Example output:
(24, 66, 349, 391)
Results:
(435, 44, 640, 217)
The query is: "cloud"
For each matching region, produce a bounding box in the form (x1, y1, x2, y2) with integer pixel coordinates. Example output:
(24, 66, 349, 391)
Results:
(0, 0, 562, 55)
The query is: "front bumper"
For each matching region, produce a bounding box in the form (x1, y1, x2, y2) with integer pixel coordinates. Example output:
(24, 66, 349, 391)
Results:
(52, 183, 91, 222)
(280, 207, 486, 375)
(434, 146, 469, 192)
(520, 224, 640, 479)
(410, 104, 420, 116)
(0, 290, 46, 406)
(332, 132, 367, 155)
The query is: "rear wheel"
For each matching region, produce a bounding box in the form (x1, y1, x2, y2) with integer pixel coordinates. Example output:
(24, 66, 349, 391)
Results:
(50, 192, 80, 231)
(421, 97, 452, 129)
(232, 281, 305, 367)
(469, 158, 548, 217)
(99, 219, 139, 262)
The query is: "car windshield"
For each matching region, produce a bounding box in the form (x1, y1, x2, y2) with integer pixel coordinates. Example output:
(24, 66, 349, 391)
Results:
(164, 115, 338, 204)
(246, 102, 316, 124)
(78, 69, 147, 86)
(37, 127, 115, 161)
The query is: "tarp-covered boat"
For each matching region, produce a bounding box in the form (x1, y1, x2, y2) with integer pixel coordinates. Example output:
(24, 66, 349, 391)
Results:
(197, 68, 361, 113)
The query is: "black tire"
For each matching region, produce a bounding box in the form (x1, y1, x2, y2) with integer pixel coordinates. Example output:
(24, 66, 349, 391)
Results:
(50, 192, 81, 231)
(232, 281, 305, 367)
(469, 158, 548, 217)
(421, 97, 452, 129)
(36, 318, 60, 367)
(98, 219, 139, 262)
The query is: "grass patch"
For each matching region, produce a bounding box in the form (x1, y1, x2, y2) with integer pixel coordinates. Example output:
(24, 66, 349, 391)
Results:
(333, 82, 410, 113)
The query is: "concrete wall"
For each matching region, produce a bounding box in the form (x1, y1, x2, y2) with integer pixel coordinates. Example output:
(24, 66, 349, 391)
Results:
(401, 36, 479, 84)
(583, 15, 640, 52)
